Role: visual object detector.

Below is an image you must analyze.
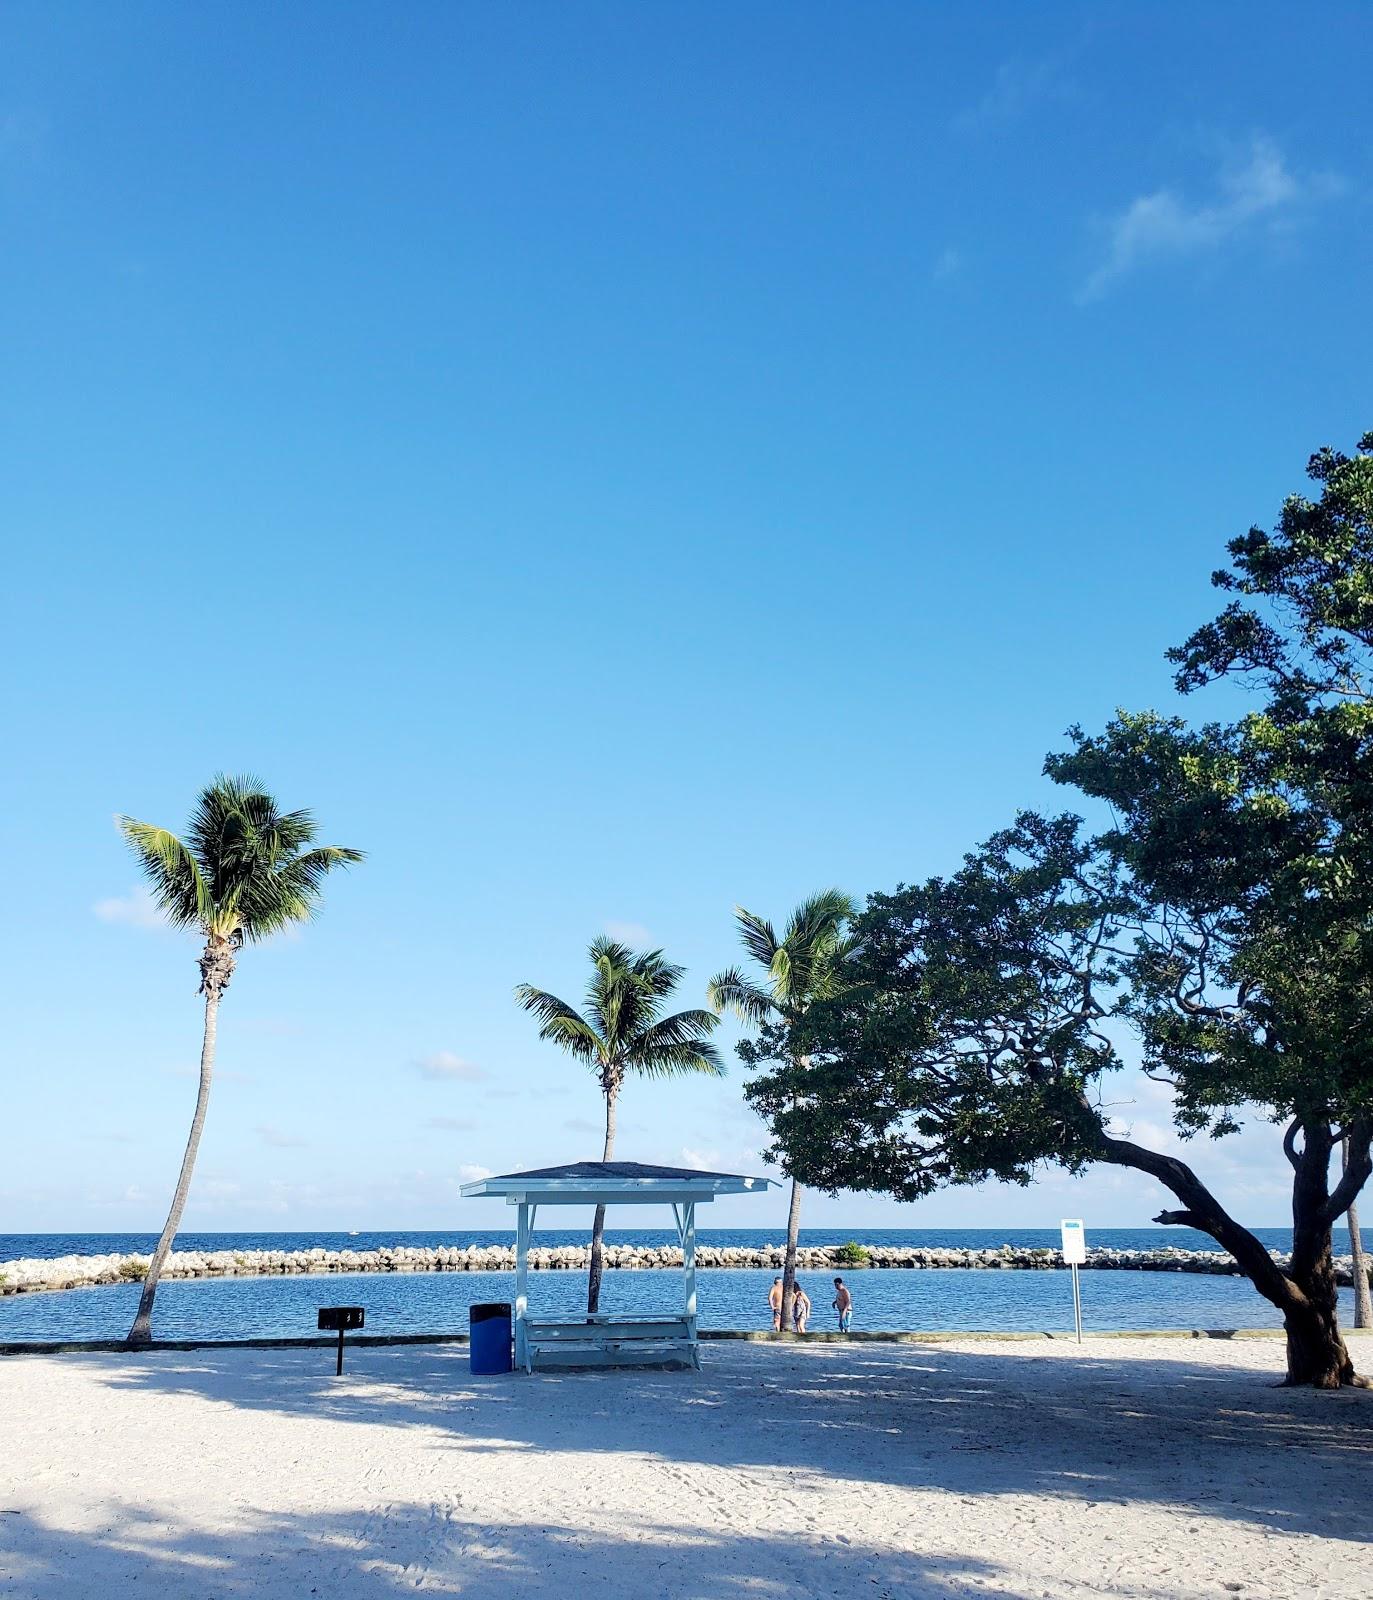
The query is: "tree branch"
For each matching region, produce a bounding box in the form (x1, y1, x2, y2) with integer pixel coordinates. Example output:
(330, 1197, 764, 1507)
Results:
(1324, 1119, 1372, 1226)
(1282, 1118, 1302, 1172)
(1086, 1108, 1302, 1314)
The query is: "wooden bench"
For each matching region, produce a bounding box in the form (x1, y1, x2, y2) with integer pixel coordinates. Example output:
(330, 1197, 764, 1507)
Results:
(523, 1315, 698, 1372)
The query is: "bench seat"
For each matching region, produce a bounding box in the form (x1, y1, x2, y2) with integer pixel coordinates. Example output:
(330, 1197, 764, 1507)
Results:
(523, 1315, 699, 1372)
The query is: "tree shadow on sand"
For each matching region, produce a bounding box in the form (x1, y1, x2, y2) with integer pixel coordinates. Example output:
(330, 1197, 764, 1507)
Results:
(1, 1500, 1017, 1600)
(76, 1338, 1373, 1546)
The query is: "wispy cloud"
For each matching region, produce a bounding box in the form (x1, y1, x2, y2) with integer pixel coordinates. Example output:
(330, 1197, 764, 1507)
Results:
(413, 1051, 486, 1083)
(563, 1117, 601, 1136)
(457, 1163, 492, 1185)
(426, 1115, 478, 1132)
(932, 247, 962, 282)
(604, 920, 652, 947)
(93, 886, 167, 930)
(1080, 136, 1340, 300)
(954, 52, 1072, 133)
(255, 1123, 308, 1149)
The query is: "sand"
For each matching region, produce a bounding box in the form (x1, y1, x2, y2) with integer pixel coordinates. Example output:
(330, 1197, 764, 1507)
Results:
(2, 1333, 1371, 1599)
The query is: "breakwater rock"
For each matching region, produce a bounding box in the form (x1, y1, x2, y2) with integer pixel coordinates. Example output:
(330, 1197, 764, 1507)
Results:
(1, 1242, 1370, 1296)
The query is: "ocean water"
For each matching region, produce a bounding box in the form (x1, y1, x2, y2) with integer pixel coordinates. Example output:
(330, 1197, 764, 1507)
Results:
(0, 1264, 1363, 1344)
(0, 1226, 1350, 1262)
(0, 1228, 1361, 1344)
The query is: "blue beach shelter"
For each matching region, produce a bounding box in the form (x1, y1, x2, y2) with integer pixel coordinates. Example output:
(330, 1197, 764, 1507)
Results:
(461, 1160, 771, 1371)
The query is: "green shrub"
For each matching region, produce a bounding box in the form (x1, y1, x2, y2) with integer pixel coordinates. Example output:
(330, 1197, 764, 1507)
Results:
(117, 1259, 147, 1281)
(833, 1240, 871, 1267)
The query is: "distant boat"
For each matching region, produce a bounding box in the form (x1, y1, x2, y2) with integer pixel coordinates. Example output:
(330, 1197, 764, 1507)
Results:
(348, 1230, 360, 1237)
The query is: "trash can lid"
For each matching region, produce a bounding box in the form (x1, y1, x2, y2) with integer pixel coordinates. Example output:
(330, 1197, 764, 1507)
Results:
(469, 1301, 512, 1322)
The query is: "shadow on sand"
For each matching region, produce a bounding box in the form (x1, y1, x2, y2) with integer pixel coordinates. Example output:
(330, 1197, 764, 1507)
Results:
(5, 1344, 1363, 1593)
(80, 1336, 1373, 1546)
(2, 1500, 1015, 1600)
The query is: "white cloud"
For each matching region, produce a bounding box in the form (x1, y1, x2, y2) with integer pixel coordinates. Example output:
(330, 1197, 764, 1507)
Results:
(457, 1163, 492, 1185)
(93, 886, 167, 930)
(255, 1123, 308, 1149)
(414, 1051, 486, 1083)
(932, 247, 961, 282)
(604, 920, 652, 947)
(954, 52, 1071, 133)
(681, 1146, 721, 1171)
(1081, 136, 1338, 300)
(426, 1115, 478, 1132)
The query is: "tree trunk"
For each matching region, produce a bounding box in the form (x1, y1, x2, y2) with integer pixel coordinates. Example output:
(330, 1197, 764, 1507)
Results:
(1280, 1119, 1364, 1387)
(1094, 1116, 1367, 1388)
(128, 937, 232, 1345)
(587, 1083, 618, 1315)
(1343, 1138, 1372, 1330)
(779, 1175, 803, 1335)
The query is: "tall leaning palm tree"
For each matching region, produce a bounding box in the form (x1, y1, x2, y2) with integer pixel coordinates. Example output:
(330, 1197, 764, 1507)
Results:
(709, 890, 857, 1334)
(516, 937, 724, 1314)
(120, 776, 363, 1345)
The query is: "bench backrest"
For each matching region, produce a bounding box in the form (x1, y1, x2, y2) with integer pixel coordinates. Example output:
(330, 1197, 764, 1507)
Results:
(527, 1316, 691, 1343)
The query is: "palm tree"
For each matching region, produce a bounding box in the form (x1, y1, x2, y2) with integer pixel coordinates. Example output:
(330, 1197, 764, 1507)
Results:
(515, 937, 724, 1314)
(708, 890, 857, 1334)
(1345, 1138, 1373, 1329)
(119, 776, 363, 1344)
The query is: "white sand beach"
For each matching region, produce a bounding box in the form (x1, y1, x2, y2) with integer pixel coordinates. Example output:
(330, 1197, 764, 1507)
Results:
(2, 1334, 1371, 1599)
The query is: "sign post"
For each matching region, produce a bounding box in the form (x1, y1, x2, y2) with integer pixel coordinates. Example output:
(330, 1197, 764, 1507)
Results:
(1059, 1220, 1086, 1343)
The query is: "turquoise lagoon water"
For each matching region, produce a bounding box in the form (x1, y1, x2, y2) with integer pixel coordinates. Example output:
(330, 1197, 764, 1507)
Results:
(0, 1229, 1361, 1343)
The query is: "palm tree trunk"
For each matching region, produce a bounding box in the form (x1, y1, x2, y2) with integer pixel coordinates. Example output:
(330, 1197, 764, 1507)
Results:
(1345, 1137, 1372, 1330)
(128, 941, 228, 1345)
(780, 1175, 803, 1335)
(587, 1084, 618, 1315)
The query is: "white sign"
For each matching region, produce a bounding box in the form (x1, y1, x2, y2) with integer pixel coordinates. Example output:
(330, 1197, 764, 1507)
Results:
(1060, 1219, 1087, 1265)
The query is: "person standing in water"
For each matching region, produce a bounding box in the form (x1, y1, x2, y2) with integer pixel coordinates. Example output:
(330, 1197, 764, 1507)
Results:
(768, 1275, 783, 1331)
(792, 1283, 812, 1333)
(832, 1277, 853, 1332)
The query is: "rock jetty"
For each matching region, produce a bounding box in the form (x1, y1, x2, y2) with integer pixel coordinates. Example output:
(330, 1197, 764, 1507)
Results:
(1, 1241, 1369, 1296)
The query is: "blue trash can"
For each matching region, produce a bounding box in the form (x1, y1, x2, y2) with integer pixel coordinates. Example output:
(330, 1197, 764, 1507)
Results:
(469, 1302, 512, 1374)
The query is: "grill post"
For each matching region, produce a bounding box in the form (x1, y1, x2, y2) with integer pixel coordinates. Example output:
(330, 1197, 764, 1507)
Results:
(317, 1306, 365, 1374)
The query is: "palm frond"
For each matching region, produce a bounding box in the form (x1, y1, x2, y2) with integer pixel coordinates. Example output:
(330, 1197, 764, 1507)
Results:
(734, 906, 780, 970)
(783, 888, 857, 953)
(707, 967, 775, 1024)
(626, 1038, 727, 1078)
(238, 846, 366, 941)
(116, 819, 211, 928)
(630, 947, 687, 998)
(513, 984, 604, 1063)
(810, 928, 864, 1001)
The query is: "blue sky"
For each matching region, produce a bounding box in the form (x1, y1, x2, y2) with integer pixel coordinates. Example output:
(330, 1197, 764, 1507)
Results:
(3, 3, 1370, 1234)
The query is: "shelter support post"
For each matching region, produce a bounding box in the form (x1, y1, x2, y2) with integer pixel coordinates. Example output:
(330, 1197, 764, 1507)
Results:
(515, 1200, 530, 1371)
(681, 1200, 698, 1357)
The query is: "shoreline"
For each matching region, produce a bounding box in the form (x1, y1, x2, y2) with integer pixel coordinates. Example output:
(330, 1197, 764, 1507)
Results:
(4, 1239, 1370, 1296)
(0, 1324, 1313, 1357)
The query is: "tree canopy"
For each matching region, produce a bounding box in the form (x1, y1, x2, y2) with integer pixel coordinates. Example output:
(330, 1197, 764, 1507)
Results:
(749, 431, 1373, 1387)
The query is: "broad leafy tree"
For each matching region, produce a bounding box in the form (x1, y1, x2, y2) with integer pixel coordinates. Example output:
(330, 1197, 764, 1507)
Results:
(120, 776, 363, 1344)
(753, 434, 1373, 1387)
(1168, 428, 1373, 1334)
(516, 938, 723, 1313)
(708, 892, 856, 1333)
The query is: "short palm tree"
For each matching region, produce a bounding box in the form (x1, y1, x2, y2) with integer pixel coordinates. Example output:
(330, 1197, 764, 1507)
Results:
(709, 890, 857, 1334)
(119, 776, 363, 1344)
(516, 937, 724, 1313)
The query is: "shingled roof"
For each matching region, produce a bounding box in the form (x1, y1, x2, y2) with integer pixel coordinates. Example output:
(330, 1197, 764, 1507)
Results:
(489, 1160, 755, 1183)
